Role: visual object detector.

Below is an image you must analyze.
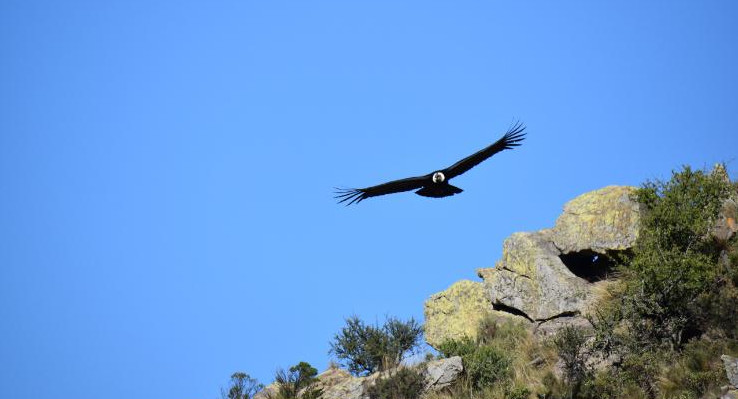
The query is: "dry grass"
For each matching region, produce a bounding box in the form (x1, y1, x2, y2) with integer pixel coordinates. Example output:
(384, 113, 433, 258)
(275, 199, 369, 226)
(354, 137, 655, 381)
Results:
(582, 278, 623, 318)
(427, 313, 559, 399)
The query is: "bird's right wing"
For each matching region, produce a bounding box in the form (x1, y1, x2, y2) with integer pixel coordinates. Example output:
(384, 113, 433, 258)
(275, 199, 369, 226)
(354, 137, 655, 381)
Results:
(335, 175, 429, 205)
(442, 121, 526, 180)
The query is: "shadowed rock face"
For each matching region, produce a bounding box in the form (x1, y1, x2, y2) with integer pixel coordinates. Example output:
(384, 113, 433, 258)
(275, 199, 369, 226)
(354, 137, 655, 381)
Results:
(478, 230, 593, 322)
(558, 250, 616, 283)
(425, 185, 643, 347)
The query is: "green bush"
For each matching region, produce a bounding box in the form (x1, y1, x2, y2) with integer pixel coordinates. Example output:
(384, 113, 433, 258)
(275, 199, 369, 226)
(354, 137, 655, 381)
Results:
(437, 336, 477, 359)
(659, 337, 737, 399)
(566, 165, 737, 399)
(329, 315, 423, 376)
(579, 369, 646, 399)
(552, 326, 590, 396)
(466, 345, 511, 390)
(272, 361, 323, 399)
(617, 351, 664, 399)
(505, 386, 531, 399)
(621, 166, 733, 349)
(221, 372, 263, 399)
(366, 367, 425, 399)
(439, 337, 510, 391)
(710, 237, 738, 338)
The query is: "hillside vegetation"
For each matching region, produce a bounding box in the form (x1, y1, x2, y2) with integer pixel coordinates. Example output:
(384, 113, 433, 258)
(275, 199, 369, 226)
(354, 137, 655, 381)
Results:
(223, 165, 738, 399)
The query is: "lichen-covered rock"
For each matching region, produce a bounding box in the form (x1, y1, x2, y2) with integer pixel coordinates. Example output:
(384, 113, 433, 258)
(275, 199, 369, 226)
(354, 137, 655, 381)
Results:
(723, 354, 738, 388)
(714, 195, 738, 242)
(424, 356, 463, 391)
(552, 186, 641, 254)
(314, 367, 357, 398)
(254, 367, 361, 399)
(478, 230, 591, 321)
(424, 280, 491, 348)
(259, 359, 464, 399)
(425, 185, 646, 344)
(320, 374, 366, 399)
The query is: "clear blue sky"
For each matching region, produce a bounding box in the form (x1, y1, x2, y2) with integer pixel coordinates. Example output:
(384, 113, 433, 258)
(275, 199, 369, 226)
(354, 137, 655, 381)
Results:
(1, 1, 737, 398)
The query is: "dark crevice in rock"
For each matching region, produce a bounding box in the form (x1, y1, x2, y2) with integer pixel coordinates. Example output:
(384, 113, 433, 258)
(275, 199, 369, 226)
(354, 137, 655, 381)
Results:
(501, 267, 532, 279)
(559, 250, 616, 283)
(535, 310, 581, 323)
(551, 241, 565, 254)
(492, 302, 534, 323)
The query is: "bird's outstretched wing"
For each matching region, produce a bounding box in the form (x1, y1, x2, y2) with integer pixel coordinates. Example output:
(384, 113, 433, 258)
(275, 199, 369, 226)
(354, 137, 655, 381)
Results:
(334, 175, 429, 205)
(441, 121, 526, 180)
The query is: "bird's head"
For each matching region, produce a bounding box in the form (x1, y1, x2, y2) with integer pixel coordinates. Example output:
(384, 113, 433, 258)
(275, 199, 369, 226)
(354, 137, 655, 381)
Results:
(432, 171, 445, 184)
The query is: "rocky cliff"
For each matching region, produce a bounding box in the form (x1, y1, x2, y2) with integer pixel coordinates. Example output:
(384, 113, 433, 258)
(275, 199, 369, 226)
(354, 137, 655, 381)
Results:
(425, 185, 643, 348)
(425, 177, 738, 349)
(250, 170, 738, 399)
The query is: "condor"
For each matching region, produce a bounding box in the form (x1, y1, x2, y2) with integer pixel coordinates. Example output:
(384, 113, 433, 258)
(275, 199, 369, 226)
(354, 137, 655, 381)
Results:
(335, 121, 526, 205)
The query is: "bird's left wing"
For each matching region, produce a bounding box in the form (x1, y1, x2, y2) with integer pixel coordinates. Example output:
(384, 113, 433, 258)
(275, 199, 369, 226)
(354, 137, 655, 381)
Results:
(335, 175, 429, 205)
(441, 121, 526, 180)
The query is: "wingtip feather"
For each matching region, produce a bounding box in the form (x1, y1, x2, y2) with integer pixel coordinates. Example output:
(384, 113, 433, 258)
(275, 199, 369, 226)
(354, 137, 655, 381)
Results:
(334, 188, 366, 205)
(502, 120, 526, 148)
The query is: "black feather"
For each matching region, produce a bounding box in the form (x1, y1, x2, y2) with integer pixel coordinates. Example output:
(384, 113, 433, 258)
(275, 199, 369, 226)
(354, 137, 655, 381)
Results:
(335, 122, 526, 205)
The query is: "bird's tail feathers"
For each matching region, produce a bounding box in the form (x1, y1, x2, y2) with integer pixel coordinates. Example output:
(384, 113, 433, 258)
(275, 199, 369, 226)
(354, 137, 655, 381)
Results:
(415, 184, 463, 198)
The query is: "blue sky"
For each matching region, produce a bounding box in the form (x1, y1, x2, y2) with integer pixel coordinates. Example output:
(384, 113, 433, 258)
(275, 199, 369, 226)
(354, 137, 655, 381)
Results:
(1, 1, 737, 398)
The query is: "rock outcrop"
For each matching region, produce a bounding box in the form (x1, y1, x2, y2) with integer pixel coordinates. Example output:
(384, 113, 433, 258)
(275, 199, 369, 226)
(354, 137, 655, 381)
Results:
(552, 186, 641, 254)
(256, 357, 463, 399)
(314, 367, 364, 399)
(715, 196, 738, 242)
(723, 354, 738, 389)
(425, 185, 643, 347)
(722, 354, 738, 399)
(423, 356, 464, 391)
(424, 280, 499, 348)
(317, 369, 366, 399)
(478, 230, 592, 322)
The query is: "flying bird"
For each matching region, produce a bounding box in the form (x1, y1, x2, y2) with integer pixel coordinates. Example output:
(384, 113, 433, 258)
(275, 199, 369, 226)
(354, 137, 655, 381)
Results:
(335, 121, 526, 205)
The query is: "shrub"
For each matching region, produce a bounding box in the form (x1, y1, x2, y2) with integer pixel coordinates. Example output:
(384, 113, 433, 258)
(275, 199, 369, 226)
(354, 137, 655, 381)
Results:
(425, 165, 738, 399)
(439, 337, 510, 391)
(272, 361, 323, 399)
(221, 372, 263, 399)
(505, 385, 531, 399)
(329, 315, 423, 376)
(437, 336, 477, 359)
(542, 166, 738, 399)
(466, 345, 511, 390)
(620, 166, 733, 349)
(366, 367, 426, 399)
(579, 369, 645, 399)
(710, 236, 738, 339)
(540, 371, 570, 399)
(618, 350, 665, 399)
(436, 314, 548, 398)
(658, 337, 737, 399)
(552, 326, 590, 388)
